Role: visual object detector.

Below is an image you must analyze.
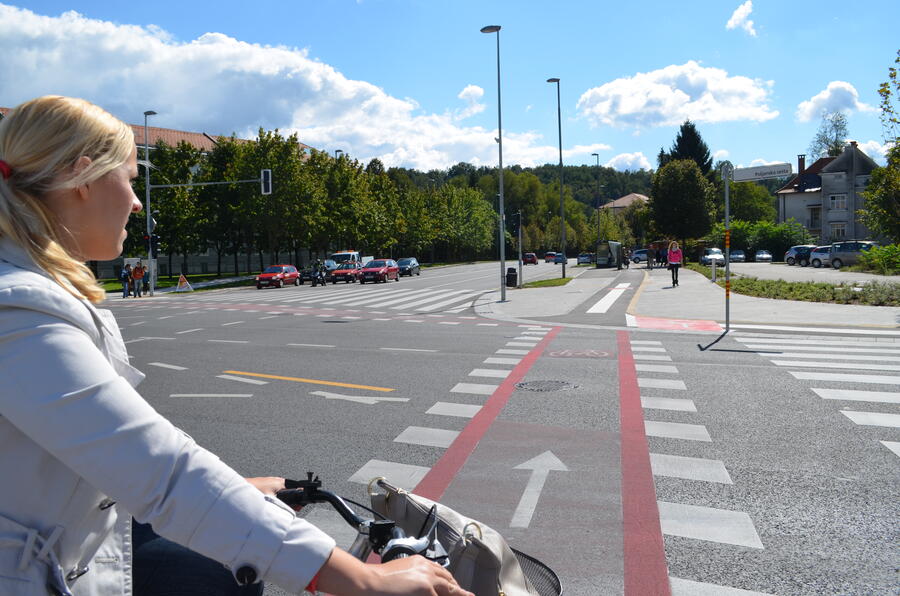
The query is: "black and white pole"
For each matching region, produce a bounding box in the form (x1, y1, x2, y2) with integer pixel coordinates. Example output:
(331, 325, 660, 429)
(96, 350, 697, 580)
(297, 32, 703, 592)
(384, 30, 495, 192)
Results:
(721, 161, 733, 333)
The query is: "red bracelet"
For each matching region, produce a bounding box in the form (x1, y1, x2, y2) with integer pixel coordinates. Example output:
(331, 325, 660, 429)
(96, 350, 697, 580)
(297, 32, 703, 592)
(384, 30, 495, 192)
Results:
(305, 572, 320, 594)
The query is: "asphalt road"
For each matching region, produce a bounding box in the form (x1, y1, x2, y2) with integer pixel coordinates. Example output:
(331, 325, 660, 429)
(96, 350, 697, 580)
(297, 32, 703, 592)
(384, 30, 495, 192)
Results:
(108, 261, 899, 595)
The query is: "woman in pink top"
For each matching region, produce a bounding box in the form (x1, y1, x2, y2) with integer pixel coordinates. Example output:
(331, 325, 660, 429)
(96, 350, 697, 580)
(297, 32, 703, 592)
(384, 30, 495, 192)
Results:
(668, 241, 683, 286)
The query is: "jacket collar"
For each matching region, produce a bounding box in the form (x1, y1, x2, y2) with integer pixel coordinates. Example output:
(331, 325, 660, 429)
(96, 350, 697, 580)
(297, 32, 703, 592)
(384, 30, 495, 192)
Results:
(0, 236, 52, 277)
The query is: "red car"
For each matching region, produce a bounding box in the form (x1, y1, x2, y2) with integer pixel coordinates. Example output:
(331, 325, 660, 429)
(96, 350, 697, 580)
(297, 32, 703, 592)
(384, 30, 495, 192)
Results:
(256, 264, 300, 289)
(331, 262, 361, 283)
(359, 259, 399, 283)
(523, 252, 538, 265)
(544, 252, 557, 263)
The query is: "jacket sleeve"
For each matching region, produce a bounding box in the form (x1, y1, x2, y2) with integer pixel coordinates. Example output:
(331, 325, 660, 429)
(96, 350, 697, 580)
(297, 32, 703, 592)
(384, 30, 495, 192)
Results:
(0, 294, 336, 593)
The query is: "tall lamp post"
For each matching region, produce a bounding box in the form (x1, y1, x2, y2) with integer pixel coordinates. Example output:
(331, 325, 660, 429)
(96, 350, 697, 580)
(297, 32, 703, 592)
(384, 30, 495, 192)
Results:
(592, 152, 601, 250)
(143, 110, 157, 296)
(516, 210, 523, 288)
(481, 24, 506, 301)
(547, 78, 565, 278)
(334, 149, 343, 159)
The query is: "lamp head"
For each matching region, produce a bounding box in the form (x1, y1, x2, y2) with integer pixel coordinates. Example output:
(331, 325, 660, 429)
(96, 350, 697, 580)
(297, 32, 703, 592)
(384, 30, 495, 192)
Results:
(546, 77, 560, 83)
(143, 110, 157, 116)
(591, 153, 599, 157)
(480, 25, 501, 33)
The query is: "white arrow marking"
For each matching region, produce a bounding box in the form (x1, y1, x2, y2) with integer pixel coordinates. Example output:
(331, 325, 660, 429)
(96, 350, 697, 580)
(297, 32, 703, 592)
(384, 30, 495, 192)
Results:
(510, 451, 569, 528)
(310, 391, 410, 405)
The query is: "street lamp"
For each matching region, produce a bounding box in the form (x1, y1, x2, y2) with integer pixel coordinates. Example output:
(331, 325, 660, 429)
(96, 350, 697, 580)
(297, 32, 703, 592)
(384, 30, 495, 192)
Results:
(592, 152, 601, 252)
(547, 78, 565, 278)
(516, 210, 523, 288)
(143, 110, 156, 296)
(334, 149, 344, 159)
(481, 24, 506, 301)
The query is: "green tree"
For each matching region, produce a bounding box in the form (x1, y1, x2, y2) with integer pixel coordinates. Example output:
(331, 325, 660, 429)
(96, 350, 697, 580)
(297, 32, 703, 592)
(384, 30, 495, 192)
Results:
(809, 111, 849, 159)
(650, 159, 714, 244)
(726, 181, 776, 223)
(657, 120, 713, 178)
(860, 144, 900, 243)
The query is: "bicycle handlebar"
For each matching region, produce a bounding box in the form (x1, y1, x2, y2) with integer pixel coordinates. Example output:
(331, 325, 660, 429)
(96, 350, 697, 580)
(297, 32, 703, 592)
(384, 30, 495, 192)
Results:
(276, 473, 448, 565)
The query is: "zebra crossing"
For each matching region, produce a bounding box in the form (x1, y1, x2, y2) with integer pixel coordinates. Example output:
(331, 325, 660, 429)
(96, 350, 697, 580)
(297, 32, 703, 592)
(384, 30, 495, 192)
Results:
(630, 338, 772, 596)
(168, 284, 484, 314)
(734, 332, 900, 459)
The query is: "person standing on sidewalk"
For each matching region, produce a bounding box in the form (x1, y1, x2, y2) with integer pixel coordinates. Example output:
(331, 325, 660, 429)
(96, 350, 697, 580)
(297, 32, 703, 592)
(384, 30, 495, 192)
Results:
(120, 263, 132, 298)
(132, 261, 145, 297)
(668, 241, 683, 286)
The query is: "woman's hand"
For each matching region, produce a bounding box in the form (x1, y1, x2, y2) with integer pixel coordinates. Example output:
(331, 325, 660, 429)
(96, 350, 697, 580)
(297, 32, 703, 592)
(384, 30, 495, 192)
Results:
(318, 549, 474, 596)
(245, 476, 285, 496)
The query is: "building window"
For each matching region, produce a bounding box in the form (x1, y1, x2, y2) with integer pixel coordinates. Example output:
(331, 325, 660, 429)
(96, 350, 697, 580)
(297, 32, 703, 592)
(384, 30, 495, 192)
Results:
(831, 223, 846, 239)
(829, 194, 847, 210)
(808, 206, 821, 229)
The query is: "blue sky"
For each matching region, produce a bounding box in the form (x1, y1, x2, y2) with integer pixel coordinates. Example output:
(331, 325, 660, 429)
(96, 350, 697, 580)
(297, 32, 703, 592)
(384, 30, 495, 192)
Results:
(1, 1, 895, 174)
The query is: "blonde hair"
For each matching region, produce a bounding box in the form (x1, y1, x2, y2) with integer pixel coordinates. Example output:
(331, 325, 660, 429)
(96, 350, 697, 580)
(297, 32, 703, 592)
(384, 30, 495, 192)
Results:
(0, 96, 135, 303)
(669, 241, 679, 251)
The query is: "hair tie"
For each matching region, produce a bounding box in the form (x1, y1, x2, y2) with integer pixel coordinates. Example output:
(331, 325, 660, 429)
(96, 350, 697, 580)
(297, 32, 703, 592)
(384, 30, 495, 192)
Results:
(0, 160, 11, 180)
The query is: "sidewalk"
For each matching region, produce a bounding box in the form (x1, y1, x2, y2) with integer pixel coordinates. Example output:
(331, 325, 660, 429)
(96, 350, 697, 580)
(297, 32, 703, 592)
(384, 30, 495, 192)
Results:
(476, 265, 900, 330)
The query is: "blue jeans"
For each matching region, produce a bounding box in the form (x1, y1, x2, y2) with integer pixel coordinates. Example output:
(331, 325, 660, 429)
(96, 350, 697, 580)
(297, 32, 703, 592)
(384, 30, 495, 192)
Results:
(122, 280, 130, 298)
(132, 521, 263, 596)
(134, 280, 142, 297)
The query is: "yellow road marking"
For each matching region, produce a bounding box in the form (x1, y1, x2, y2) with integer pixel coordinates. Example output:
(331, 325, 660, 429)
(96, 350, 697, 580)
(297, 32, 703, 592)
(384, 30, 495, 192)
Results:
(223, 371, 394, 392)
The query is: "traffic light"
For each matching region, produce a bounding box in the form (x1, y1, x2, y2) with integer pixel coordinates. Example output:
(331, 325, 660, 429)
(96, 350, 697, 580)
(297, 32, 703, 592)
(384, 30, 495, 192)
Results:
(150, 234, 160, 258)
(260, 169, 272, 195)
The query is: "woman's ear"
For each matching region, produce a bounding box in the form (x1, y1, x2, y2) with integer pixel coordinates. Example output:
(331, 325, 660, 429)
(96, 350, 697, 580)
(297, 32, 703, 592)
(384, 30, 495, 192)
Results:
(73, 156, 93, 201)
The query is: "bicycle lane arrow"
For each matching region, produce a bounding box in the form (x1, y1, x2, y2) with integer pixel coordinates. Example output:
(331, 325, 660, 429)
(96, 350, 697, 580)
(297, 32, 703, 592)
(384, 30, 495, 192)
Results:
(509, 451, 569, 528)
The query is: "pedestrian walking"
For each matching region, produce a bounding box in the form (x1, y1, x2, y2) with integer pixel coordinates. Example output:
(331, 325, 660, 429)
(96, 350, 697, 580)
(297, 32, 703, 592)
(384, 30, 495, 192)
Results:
(668, 241, 683, 286)
(0, 95, 469, 596)
(131, 261, 145, 297)
(120, 263, 132, 298)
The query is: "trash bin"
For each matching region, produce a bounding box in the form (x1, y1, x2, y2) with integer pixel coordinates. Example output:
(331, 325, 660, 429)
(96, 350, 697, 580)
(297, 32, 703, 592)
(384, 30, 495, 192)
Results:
(506, 267, 517, 287)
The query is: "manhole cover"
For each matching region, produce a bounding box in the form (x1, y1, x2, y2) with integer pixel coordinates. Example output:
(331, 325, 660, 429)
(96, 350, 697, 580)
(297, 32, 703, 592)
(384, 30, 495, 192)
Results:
(515, 380, 577, 392)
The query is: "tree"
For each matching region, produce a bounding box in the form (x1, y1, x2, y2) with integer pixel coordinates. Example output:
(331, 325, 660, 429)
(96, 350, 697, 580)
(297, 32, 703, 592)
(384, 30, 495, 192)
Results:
(725, 181, 776, 223)
(650, 159, 714, 244)
(860, 144, 900, 243)
(808, 111, 849, 159)
(859, 50, 900, 244)
(657, 120, 713, 178)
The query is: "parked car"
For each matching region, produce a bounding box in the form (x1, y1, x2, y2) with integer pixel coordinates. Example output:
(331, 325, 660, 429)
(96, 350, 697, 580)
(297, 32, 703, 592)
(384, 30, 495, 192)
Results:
(577, 252, 594, 264)
(729, 249, 746, 263)
(554, 253, 566, 264)
(631, 249, 649, 264)
(700, 248, 725, 266)
(256, 264, 300, 289)
(359, 259, 399, 283)
(397, 257, 421, 276)
(523, 252, 538, 265)
(300, 259, 337, 283)
(784, 244, 816, 266)
(331, 261, 361, 283)
(810, 245, 832, 268)
(754, 250, 773, 263)
(829, 240, 878, 269)
(544, 251, 557, 263)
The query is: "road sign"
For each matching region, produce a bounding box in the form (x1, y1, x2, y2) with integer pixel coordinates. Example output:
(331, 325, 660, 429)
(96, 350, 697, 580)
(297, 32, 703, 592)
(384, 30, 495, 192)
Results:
(732, 162, 792, 182)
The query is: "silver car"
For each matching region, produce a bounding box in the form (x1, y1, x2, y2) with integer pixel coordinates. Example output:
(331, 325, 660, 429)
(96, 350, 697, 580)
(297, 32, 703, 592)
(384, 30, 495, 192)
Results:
(729, 249, 746, 263)
(810, 246, 831, 268)
(754, 250, 773, 262)
(700, 248, 725, 266)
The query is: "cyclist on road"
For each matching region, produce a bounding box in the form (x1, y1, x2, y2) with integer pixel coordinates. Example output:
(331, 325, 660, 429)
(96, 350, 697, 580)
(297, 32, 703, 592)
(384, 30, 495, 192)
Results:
(0, 96, 470, 596)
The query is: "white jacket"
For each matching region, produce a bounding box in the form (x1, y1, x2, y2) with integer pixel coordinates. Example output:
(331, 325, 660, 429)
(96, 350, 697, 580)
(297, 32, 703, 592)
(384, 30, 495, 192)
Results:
(0, 238, 335, 595)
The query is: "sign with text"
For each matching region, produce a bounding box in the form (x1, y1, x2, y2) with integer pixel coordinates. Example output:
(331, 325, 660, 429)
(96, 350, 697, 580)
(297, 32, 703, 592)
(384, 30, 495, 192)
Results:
(732, 162, 792, 181)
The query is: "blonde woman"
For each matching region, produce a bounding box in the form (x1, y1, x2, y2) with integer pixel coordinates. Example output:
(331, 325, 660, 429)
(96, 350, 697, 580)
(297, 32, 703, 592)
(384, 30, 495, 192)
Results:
(667, 241, 683, 286)
(0, 96, 470, 596)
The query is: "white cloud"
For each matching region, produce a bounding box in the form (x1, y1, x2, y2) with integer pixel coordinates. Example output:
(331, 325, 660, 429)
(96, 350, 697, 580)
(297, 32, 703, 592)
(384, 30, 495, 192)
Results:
(0, 5, 570, 171)
(713, 149, 730, 160)
(726, 1, 757, 36)
(605, 152, 651, 171)
(858, 140, 893, 165)
(795, 81, 876, 122)
(576, 61, 778, 128)
(455, 85, 485, 120)
(743, 158, 783, 168)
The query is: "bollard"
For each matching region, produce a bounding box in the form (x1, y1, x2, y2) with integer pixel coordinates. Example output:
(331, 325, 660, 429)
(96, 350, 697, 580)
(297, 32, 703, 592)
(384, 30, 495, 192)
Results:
(711, 260, 717, 282)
